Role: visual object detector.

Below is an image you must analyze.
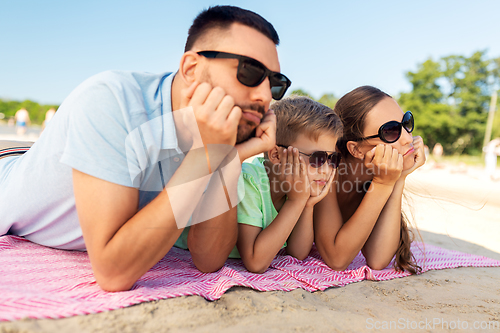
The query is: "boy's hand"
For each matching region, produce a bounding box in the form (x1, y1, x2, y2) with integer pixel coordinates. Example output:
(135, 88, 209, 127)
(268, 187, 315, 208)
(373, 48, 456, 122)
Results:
(279, 146, 310, 203)
(305, 169, 336, 208)
(400, 136, 426, 178)
(364, 144, 403, 187)
(235, 110, 276, 162)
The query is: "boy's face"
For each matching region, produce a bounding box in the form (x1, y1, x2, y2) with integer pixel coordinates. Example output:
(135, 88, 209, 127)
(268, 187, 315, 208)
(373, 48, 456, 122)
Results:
(290, 132, 338, 197)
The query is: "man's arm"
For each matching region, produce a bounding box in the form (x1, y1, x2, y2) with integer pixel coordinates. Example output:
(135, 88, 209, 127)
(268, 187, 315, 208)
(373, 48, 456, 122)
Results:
(74, 82, 243, 291)
(74, 146, 217, 291)
(187, 110, 276, 272)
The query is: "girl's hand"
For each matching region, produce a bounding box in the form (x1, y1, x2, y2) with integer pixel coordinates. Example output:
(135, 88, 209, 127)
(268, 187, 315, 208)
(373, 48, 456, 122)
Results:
(305, 169, 336, 208)
(400, 136, 426, 178)
(364, 144, 403, 187)
(279, 146, 310, 203)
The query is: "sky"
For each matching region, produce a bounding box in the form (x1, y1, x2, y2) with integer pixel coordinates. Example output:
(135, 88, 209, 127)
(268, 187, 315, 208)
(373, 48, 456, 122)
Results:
(1, 0, 499, 105)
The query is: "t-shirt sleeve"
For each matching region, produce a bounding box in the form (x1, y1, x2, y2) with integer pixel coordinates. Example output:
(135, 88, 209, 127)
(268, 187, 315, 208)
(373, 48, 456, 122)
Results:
(59, 73, 140, 188)
(237, 172, 264, 228)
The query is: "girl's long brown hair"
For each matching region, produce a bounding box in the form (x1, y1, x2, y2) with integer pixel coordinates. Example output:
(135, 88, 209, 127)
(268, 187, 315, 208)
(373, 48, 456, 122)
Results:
(335, 86, 421, 274)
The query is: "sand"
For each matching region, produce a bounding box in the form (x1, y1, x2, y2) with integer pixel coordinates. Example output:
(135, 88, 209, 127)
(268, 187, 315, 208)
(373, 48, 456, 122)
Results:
(1, 161, 500, 332)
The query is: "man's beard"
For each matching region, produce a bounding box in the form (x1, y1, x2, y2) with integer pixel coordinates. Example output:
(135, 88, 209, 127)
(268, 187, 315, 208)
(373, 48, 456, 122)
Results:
(201, 70, 266, 145)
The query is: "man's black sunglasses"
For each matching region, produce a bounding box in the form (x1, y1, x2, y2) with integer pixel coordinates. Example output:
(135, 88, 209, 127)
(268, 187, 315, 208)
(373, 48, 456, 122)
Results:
(353, 111, 414, 144)
(277, 145, 341, 169)
(197, 51, 292, 100)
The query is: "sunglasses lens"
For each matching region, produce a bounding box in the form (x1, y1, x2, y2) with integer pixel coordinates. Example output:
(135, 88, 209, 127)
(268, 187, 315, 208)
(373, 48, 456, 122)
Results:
(380, 122, 401, 143)
(328, 153, 341, 169)
(402, 111, 414, 133)
(237, 59, 266, 87)
(270, 73, 291, 100)
(309, 151, 328, 168)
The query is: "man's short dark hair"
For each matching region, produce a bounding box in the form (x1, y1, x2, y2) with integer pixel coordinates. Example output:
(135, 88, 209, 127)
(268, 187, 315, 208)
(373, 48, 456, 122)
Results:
(185, 5, 279, 52)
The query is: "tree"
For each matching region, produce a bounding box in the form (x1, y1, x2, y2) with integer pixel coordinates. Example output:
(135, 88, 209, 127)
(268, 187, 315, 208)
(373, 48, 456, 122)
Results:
(0, 98, 59, 125)
(398, 50, 500, 155)
(289, 89, 313, 98)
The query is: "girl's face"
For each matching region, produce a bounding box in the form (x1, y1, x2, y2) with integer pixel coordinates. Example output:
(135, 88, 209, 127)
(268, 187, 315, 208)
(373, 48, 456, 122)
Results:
(357, 97, 415, 170)
(289, 133, 338, 197)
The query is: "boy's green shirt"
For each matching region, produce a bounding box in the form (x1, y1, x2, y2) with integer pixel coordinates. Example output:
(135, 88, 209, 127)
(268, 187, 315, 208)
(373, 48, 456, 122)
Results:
(174, 157, 281, 259)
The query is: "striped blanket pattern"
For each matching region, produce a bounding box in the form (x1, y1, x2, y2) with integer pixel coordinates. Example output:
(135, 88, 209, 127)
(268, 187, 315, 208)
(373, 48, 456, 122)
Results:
(1, 235, 499, 321)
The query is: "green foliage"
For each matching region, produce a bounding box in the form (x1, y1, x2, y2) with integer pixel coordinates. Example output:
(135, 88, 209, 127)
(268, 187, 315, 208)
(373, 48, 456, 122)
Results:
(289, 89, 313, 98)
(317, 93, 338, 109)
(0, 99, 59, 125)
(398, 50, 499, 155)
(288, 90, 338, 109)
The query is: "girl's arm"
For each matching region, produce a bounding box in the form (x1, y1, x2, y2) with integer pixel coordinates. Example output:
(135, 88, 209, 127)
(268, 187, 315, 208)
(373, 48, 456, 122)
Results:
(313, 145, 402, 271)
(287, 169, 336, 260)
(237, 147, 309, 273)
(362, 136, 426, 269)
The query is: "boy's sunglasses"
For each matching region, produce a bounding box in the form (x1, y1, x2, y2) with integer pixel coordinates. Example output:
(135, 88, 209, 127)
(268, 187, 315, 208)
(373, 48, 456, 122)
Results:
(277, 145, 341, 169)
(197, 51, 292, 100)
(353, 111, 414, 143)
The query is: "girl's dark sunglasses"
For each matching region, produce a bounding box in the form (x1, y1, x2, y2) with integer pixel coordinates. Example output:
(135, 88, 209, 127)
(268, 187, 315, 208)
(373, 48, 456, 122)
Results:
(197, 51, 292, 100)
(353, 111, 414, 144)
(277, 145, 341, 169)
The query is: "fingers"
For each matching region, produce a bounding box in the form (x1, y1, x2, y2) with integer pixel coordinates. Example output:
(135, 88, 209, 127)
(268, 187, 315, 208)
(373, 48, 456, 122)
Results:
(284, 147, 293, 179)
(320, 168, 336, 196)
(292, 147, 300, 180)
(278, 147, 287, 180)
(255, 110, 276, 139)
(179, 81, 200, 109)
(226, 105, 242, 129)
(188, 82, 213, 109)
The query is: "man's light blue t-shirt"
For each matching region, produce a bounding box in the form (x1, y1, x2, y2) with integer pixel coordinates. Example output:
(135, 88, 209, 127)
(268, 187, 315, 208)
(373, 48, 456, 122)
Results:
(0, 71, 186, 250)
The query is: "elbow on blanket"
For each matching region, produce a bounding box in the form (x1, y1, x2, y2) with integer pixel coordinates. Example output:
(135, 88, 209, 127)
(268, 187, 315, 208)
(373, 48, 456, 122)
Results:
(243, 260, 268, 274)
(322, 255, 350, 272)
(365, 257, 392, 271)
(96, 274, 135, 292)
(325, 261, 350, 272)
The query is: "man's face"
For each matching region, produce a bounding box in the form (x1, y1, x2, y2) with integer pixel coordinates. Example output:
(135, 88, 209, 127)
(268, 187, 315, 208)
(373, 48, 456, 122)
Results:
(196, 23, 280, 144)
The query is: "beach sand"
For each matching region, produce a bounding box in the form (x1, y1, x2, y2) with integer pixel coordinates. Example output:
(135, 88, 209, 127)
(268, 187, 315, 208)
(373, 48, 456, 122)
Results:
(1, 163, 500, 332)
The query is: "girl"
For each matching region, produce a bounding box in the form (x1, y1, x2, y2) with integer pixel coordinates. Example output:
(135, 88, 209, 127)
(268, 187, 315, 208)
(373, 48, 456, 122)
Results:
(314, 86, 425, 273)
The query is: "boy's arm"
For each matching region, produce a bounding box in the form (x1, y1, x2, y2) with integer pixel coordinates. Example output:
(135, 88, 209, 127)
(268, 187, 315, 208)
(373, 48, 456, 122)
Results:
(237, 147, 309, 273)
(237, 199, 306, 273)
(285, 206, 314, 260)
(286, 168, 336, 260)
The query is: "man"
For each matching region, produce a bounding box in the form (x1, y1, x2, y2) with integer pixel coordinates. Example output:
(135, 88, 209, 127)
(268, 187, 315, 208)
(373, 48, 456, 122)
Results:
(0, 6, 291, 291)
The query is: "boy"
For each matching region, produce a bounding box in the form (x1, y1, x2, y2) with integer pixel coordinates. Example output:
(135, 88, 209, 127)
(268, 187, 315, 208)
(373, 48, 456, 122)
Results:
(230, 96, 343, 273)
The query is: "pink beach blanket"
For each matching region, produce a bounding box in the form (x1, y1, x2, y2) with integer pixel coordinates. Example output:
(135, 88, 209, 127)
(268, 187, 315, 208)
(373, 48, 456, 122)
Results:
(1, 235, 499, 321)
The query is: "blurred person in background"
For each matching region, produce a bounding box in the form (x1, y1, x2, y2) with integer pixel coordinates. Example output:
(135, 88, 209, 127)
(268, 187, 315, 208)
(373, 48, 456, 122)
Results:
(484, 138, 500, 181)
(42, 108, 56, 131)
(14, 108, 30, 136)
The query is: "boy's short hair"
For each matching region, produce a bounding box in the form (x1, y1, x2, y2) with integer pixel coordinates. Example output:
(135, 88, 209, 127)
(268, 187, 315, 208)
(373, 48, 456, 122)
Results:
(185, 5, 279, 52)
(272, 95, 343, 147)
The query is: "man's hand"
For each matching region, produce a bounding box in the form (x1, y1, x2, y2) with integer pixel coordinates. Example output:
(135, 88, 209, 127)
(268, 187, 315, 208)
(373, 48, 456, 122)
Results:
(179, 81, 242, 148)
(364, 144, 403, 187)
(400, 136, 426, 178)
(279, 146, 310, 203)
(236, 109, 276, 162)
